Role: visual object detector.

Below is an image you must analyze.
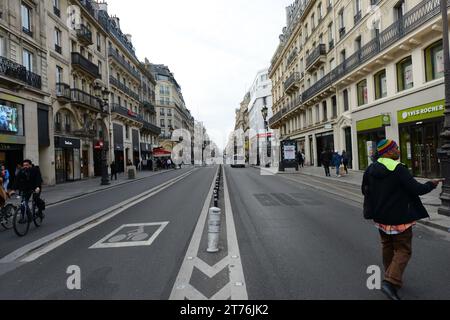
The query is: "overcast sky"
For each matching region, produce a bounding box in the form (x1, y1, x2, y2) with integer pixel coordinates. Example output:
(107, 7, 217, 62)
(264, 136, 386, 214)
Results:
(106, 0, 293, 149)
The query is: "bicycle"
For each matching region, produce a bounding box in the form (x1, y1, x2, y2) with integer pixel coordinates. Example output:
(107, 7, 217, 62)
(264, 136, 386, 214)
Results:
(13, 191, 44, 237)
(0, 202, 15, 230)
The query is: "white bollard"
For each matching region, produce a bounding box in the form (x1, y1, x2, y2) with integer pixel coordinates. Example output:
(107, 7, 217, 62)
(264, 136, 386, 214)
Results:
(207, 207, 221, 253)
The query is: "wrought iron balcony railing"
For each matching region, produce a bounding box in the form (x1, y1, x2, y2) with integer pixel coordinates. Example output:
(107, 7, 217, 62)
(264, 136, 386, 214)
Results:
(71, 88, 102, 111)
(0, 56, 42, 89)
(306, 44, 327, 69)
(111, 103, 143, 122)
(56, 83, 71, 101)
(109, 76, 140, 101)
(108, 47, 140, 80)
(354, 11, 362, 25)
(286, 49, 298, 67)
(71, 52, 100, 79)
(76, 24, 93, 45)
(141, 120, 161, 135)
(284, 72, 301, 93)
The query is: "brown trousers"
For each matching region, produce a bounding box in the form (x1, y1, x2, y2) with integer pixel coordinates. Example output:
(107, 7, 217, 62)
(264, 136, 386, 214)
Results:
(379, 228, 413, 288)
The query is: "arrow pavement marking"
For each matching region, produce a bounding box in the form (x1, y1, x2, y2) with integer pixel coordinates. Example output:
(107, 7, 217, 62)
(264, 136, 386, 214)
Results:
(1, 169, 195, 263)
(170, 165, 248, 300)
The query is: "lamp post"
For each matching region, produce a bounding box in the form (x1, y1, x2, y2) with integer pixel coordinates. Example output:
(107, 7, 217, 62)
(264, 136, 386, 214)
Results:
(261, 103, 271, 168)
(94, 82, 110, 186)
(438, 0, 450, 216)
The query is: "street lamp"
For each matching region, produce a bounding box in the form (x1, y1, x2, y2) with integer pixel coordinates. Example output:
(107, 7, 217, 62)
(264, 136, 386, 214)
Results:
(94, 81, 110, 186)
(438, 0, 450, 216)
(261, 103, 271, 167)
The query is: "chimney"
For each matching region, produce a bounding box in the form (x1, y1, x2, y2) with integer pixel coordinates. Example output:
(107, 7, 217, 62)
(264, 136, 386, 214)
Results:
(111, 15, 120, 29)
(98, 1, 108, 12)
(125, 34, 132, 43)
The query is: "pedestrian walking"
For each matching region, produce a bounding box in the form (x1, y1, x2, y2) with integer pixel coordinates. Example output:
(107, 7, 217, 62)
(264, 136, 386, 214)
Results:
(166, 158, 172, 169)
(342, 151, 349, 175)
(1, 165, 10, 190)
(320, 149, 331, 177)
(362, 139, 442, 300)
(300, 150, 305, 167)
(110, 161, 118, 180)
(332, 151, 342, 177)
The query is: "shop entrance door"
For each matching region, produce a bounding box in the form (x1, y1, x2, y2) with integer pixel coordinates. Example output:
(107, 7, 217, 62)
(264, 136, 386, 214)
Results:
(82, 150, 89, 178)
(411, 122, 441, 178)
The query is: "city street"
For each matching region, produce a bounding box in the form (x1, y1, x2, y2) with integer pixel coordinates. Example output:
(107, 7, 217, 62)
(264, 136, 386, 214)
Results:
(0, 165, 448, 300)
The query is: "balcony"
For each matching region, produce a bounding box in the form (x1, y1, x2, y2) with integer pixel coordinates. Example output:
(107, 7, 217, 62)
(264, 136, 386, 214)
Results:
(22, 27, 32, 37)
(0, 56, 42, 89)
(53, 6, 61, 17)
(354, 11, 362, 25)
(300, 0, 448, 105)
(284, 72, 301, 94)
(141, 120, 161, 135)
(329, 39, 334, 50)
(306, 44, 327, 72)
(76, 24, 93, 46)
(339, 27, 346, 39)
(55, 44, 62, 54)
(55, 83, 71, 103)
(142, 101, 156, 113)
(71, 52, 100, 79)
(286, 49, 298, 68)
(109, 76, 140, 101)
(108, 47, 141, 80)
(111, 103, 143, 123)
(71, 88, 102, 111)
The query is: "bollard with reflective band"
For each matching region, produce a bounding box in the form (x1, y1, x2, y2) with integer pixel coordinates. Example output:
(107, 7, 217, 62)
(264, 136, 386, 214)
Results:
(207, 207, 221, 253)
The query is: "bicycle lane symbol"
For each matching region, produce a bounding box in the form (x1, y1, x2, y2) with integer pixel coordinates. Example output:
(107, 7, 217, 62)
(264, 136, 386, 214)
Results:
(89, 222, 169, 249)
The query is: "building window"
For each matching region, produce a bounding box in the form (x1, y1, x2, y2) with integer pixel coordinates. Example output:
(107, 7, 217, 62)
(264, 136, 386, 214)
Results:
(332, 96, 337, 118)
(21, 3, 32, 36)
(311, 14, 315, 30)
(125, 125, 129, 139)
(374, 69, 387, 100)
(22, 48, 33, 71)
(357, 80, 368, 106)
(168, 119, 172, 127)
(97, 33, 101, 52)
(425, 40, 444, 82)
(315, 105, 320, 123)
(160, 119, 165, 127)
(343, 89, 349, 111)
(338, 9, 345, 37)
(0, 36, 5, 57)
(317, 3, 323, 20)
(54, 28, 62, 54)
(394, 0, 406, 21)
(397, 56, 413, 91)
(56, 66, 63, 83)
(322, 101, 327, 121)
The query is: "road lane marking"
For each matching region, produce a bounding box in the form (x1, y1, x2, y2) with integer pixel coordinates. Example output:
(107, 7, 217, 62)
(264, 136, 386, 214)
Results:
(0, 169, 196, 263)
(223, 165, 248, 300)
(89, 222, 169, 249)
(170, 165, 248, 300)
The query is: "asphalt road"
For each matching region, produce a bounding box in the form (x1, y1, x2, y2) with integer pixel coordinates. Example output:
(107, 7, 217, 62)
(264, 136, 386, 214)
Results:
(0, 167, 216, 299)
(226, 166, 450, 300)
(0, 165, 448, 300)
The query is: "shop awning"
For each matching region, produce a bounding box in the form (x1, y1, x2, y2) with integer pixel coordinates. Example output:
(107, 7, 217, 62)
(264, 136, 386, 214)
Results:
(153, 148, 171, 158)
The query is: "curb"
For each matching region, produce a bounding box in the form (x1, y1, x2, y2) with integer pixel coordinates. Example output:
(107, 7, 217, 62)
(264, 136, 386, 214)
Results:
(46, 169, 176, 206)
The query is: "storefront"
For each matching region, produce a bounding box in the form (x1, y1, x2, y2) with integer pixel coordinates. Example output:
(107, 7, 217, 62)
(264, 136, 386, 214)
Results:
(398, 100, 444, 178)
(54, 136, 81, 184)
(356, 115, 390, 170)
(316, 131, 334, 167)
(132, 129, 140, 167)
(140, 143, 153, 170)
(113, 123, 125, 172)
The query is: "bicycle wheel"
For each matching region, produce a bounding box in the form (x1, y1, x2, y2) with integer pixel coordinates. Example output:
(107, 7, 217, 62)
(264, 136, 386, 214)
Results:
(1, 204, 15, 230)
(33, 203, 43, 228)
(13, 206, 30, 237)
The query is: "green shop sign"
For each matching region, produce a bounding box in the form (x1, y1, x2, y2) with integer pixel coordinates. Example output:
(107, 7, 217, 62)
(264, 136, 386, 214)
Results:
(398, 100, 445, 124)
(356, 114, 391, 132)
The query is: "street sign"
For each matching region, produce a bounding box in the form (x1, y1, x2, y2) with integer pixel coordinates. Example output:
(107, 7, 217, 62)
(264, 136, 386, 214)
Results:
(89, 222, 169, 249)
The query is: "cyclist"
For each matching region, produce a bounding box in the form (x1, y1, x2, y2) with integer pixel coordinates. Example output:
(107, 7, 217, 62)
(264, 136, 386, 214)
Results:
(15, 159, 44, 219)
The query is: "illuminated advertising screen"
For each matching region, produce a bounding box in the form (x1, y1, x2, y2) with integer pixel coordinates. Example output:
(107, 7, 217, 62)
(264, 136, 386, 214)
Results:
(0, 104, 18, 133)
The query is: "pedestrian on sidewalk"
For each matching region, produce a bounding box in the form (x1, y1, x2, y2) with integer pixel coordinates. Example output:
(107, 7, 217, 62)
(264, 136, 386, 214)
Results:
(362, 139, 442, 300)
(1, 165, 10, 190)
(332, 151, 342, 177)
(300, 150, 305, 167)
(110, 161, 118, 181)
(320, 149, 331, 177)
(342, 150, 349, 175)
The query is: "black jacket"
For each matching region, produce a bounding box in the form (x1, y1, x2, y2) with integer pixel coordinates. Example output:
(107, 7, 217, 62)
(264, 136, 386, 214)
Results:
(362, 159, 436, 225)
(16, 166, 43, 192)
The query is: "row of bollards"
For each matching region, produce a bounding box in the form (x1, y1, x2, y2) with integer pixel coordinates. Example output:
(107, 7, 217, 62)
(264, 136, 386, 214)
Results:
(207, 166, 223, 253)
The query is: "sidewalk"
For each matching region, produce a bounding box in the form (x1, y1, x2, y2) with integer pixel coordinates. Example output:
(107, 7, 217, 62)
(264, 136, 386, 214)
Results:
(38, 169, 175, 206)
(262, 165, 450, 232)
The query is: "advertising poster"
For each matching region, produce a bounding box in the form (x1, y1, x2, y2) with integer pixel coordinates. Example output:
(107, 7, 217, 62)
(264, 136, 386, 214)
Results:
(284, 145, 296, 160)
